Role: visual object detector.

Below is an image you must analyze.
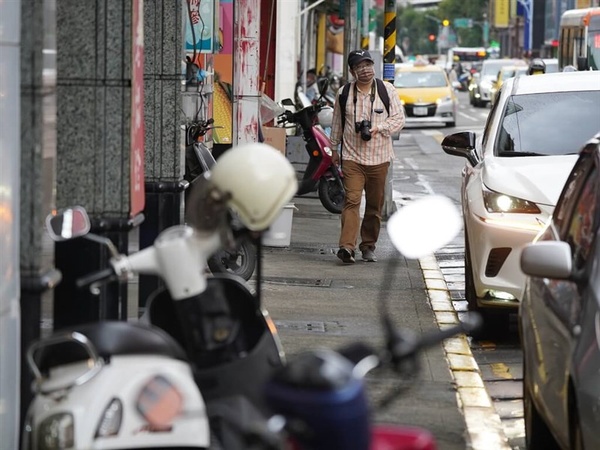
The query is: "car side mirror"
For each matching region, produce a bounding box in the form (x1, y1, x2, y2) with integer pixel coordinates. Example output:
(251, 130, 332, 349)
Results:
(441, 132, 479, 166)
(281, 98, 295, 107)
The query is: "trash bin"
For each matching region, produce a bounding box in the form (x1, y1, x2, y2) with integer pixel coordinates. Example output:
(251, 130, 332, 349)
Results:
(262, 203, 296, 247)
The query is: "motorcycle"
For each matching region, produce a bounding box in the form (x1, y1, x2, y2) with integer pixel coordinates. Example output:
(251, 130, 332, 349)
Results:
(184, 116, 257, 281)
(278, 94, 345, 214)
(22, 143, 299, 450)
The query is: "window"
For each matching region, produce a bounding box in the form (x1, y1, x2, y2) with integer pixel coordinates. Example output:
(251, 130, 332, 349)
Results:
(394, 72, 448, 88)
(553, 150, 594, 238)
(565, 164, 598, 269)
(495, 91, 600, 156)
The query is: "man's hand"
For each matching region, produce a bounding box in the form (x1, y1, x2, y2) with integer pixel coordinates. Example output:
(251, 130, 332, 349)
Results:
(331, 151, 340, 166)
(370, 124, 390, 137)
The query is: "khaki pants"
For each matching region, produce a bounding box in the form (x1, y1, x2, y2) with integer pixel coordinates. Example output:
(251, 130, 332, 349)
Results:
(339, 160, 390, 253)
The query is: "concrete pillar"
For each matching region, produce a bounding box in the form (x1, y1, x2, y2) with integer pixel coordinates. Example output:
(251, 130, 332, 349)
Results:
(274, 0, 298, 102)
(233, 0, 261, 144)
(1, 1, 22, 446)
(19, 0, 62, 430)
(138, 0, 186, 309)
(53, 0, 142, 327)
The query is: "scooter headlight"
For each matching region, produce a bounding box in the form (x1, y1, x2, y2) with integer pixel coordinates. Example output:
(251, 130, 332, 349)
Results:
(37, 413, 74, 450)
(95, 398, 123, 438)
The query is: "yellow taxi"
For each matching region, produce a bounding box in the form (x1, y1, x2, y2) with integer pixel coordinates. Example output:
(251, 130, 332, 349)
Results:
(394, 60, 457, 127)
(489, 65, 528, 106)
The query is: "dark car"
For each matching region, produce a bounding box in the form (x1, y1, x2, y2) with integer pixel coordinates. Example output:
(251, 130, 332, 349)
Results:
(519, 132, 600, 450)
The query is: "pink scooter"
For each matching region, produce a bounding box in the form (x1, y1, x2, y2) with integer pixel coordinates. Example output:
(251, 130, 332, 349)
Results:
(278, 97, 345, 214)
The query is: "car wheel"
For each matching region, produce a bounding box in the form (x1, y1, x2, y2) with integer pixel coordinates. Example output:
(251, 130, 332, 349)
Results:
(445, 121, 456, 128)
(523, 361, 560, 450)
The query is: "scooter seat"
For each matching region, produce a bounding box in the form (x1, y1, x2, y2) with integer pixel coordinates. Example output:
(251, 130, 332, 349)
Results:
(35, 321, 188, 372)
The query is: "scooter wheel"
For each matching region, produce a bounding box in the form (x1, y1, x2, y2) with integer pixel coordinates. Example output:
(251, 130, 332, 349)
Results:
(318, 177, 344, 214)
(208, 238, 257, 280)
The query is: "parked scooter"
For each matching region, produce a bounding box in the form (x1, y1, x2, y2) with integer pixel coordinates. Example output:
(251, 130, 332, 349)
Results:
(184, 116, 257, 281)
(22, 143, 298, 450)
(278, 92, 345, 214)
(21, 208, 211, 450)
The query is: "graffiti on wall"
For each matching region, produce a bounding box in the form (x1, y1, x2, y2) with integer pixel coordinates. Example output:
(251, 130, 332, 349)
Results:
(185, 0, 217, 52)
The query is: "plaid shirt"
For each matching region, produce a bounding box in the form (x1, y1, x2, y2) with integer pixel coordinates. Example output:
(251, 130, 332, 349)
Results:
(329, 80, 405, 166)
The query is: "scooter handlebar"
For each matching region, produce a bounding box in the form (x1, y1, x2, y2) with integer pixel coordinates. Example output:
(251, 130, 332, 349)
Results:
(75, 267, 116, 289)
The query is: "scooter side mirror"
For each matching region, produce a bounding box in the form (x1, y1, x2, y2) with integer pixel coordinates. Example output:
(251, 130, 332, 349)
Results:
(387, 195, 461, 259)
(46, 206, 91, 241)
(317, 77, 329, 96)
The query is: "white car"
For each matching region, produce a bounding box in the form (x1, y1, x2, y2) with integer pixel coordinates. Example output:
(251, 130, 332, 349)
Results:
(469, 58, 526, 107)
(442, 71, 600, 331)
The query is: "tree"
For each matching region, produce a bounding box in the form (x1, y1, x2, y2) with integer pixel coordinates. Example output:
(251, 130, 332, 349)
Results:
(436, 0, 489, 47)
(396, 6, 440, 56)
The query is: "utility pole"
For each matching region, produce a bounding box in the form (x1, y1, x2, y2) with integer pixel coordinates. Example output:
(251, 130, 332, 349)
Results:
(361, 0, 371, 49)
(383, 0, 396, 83)
(382, 0, 396, 219)
(343, 0, 358, 81)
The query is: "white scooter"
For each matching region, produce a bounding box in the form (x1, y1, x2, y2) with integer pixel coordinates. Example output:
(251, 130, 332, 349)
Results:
(22, 143, 298, 450)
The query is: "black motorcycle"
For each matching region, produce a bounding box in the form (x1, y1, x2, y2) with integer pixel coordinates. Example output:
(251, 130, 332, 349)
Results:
(184, 118, 257, 281)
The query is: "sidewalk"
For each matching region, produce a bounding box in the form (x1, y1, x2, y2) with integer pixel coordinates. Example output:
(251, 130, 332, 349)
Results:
(258, 194, 469, 449)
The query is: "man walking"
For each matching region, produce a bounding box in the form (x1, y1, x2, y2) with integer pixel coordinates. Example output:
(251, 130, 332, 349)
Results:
(329, 50, 405, 264)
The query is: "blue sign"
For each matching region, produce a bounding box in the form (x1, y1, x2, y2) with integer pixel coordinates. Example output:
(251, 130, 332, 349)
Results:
(383, 63, 395, 81)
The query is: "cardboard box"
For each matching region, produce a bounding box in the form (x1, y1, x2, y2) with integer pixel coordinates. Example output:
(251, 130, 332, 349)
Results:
(262, 126, 287, 155)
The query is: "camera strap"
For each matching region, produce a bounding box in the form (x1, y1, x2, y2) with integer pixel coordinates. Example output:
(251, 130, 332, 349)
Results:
(352, 81, 376, 128)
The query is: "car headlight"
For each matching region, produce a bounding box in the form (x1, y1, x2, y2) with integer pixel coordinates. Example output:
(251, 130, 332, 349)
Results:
(37, 413, 74, 450)
(436, 95, 452, 105)
(483, 188, 541, 214)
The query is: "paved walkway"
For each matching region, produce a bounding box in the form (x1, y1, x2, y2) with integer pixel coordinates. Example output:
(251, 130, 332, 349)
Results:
(259, 195, 471, 449)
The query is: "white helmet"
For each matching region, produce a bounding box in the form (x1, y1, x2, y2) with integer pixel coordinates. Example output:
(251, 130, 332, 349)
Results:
(210, 142, 298, 231)
(317, 106, 333, 128)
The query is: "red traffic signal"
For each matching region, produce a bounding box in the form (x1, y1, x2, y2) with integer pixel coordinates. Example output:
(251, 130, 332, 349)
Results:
(428, 34, 436, 42)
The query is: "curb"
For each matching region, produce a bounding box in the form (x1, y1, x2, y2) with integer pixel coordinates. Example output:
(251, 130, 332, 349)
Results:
(419, 254, 511, 450)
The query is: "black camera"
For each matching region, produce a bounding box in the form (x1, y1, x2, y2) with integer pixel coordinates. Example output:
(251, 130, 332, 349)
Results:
(355, 120, 372, 141)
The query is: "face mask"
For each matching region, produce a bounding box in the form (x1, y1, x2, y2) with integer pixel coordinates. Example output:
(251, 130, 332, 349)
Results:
(352, 64, 374, 83)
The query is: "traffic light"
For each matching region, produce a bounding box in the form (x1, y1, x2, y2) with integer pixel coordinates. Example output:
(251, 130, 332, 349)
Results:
(442, 19, 450, 27)
(428, 34, 436, 42)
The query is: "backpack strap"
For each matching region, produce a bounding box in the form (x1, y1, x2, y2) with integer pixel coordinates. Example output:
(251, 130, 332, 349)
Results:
(375, 78, 390, 116)
(339, 82, 352, 133)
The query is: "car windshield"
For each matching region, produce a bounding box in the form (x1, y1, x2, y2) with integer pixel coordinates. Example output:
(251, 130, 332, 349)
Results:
(394, 72, 447, 88)
(495, 90, 600, 156)
(482, 61, 521, 77)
